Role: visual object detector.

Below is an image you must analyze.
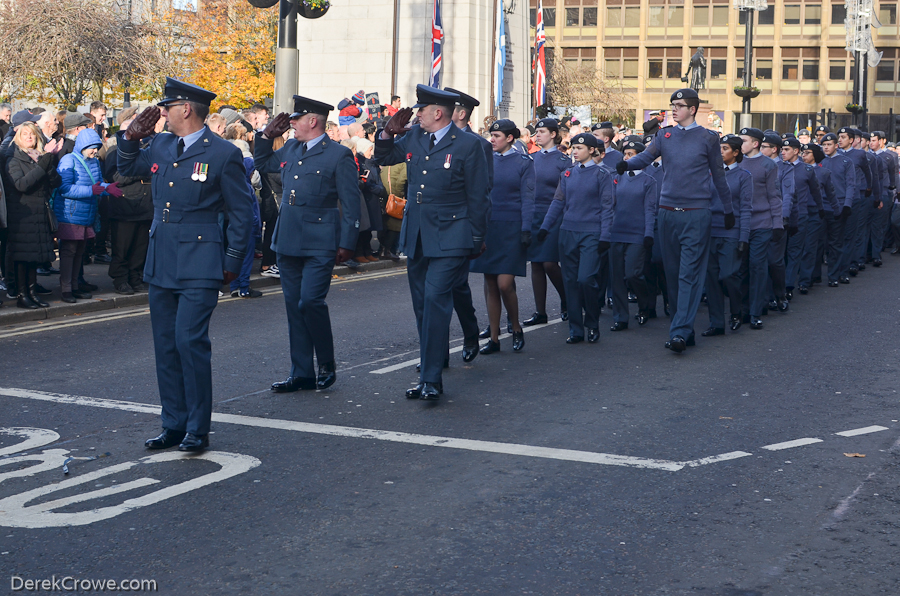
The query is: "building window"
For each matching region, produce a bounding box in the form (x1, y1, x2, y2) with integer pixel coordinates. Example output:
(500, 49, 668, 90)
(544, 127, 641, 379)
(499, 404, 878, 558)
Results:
(583, 7, 598, 25)
(737, 47, 774, 79)
(831, 2, 845, 24)
(758, 5, 774, 24)
(707, 47, 727, 78)
(782, 48, 820, 80)
(544, 8, 557, 26)
(647, 47, 683, 79)
(829, 60, 845, 79)
(530, 8, 536, 26)
(648, 0, 684, 27)
(805, 3, 821, 23)
(876, 49, 897, 80)
(605, 47, 639, 78)
(692, 0, 729, 26)
(566, 7, 579, 25)
(879, 2, 897, 24)
(784, 4, 801, 24)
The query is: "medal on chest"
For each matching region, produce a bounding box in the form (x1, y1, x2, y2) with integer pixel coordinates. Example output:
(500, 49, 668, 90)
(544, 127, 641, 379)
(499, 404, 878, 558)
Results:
(192, 163, 208, 182)
(444, 154, 451, 169)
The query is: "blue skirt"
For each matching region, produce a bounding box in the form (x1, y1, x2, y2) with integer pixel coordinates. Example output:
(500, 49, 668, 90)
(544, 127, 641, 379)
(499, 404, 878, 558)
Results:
(470, 219, 527, 276)
(527, 206, 561, 262)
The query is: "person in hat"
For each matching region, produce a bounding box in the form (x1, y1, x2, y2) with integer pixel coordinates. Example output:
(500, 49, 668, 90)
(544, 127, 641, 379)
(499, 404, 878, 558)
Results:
(538, 133, 613, 344)
(337, 90, 366, 126)
(814, 125, 831, 144)
(617, 88, 734, 352)
(470, 119, 534, 354)
(835, 127, 872, 279)
(523, 117, 569, 326)
(253, 95, 360, 396)
(781, 136, 824, 300)
(759, 131, 796, 314)
(797, 129, 812, 145)
(858, 132, 884, 267)
(702, 134, 751, 336)
(819, 132, 856, 285)
(374, 84, 490, 401)
(642, 110, 665, 137)
(798, 142, 839, 293)
(593, 122, 622, 169)
(60, 112, 94, 158)
(118, 77, 254, 452)
(605, 140, 658, 330)
(869, 131, 898, 264)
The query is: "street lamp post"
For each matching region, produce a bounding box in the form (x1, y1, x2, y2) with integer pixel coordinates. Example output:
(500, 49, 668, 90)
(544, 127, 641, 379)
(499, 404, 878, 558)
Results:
(274, 0, 299, 115)
(734, 0, 767, 130)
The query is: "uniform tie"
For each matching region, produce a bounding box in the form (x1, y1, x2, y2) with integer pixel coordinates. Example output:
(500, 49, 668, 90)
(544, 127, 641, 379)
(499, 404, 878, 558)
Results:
(177, 138, 184, 157)
(428, 134, 436, 150)
(300, 142, 307, 156)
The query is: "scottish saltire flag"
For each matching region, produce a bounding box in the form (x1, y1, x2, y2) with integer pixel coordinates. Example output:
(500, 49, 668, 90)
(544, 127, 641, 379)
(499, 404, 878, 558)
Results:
(494, 0, 506, 108)
(429, 0, 444, 88)
(533, 0, 547, 107)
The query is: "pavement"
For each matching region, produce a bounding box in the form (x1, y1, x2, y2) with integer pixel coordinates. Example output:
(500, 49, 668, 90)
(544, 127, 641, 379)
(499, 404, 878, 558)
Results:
(1, 254, 899, 595)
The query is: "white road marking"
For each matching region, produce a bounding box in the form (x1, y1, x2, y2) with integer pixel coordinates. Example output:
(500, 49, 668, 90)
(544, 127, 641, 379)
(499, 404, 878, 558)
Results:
(369, 318, 565, 374)
(835, 425, 889, 437)
(0, 387, 743, 473)
(761, 438, 823, 451)
(0, 427, 60, 457)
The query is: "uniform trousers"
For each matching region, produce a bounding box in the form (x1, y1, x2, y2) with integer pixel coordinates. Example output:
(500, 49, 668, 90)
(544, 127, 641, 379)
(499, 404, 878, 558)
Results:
(851, 196, 872, 266)
(559, 230, 602, 338)
(452, 268, 480, 343)
(148, 285, 219, 436)
(867, 194, 890, 258)
(785, 211, 809, 290)
(741, 228, 772, 317)
(799, 210, 823, 288)
(818, 212, 846, 283)
(406, 236, 468, 384)
(277, 253, 336, 378)
(609, 242, 649, 324)
(706, 237, 742, 329)
(109, 220, 150, 287)
(767, 229, 788, 300)
(658, 208, 711, 340)
(643, 219, 667, 313)
(837, 197, 866, 276)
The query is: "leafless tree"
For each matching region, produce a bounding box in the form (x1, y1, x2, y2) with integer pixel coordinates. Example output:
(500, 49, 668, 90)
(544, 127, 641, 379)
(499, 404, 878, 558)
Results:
(547, 57, 635, 125)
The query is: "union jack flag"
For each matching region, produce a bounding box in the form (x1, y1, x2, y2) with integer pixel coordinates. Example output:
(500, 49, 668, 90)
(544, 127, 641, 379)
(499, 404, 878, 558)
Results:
(429, 0, 444, 88)
(533, 0, 547, 106)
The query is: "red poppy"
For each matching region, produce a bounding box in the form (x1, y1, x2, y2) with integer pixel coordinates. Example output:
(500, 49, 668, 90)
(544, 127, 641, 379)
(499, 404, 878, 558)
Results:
(664, 132, 671, 138)
(614, 179, 618, 184)
(150, 163, 158, 173)
(280, 161, 286, 168)
(564, 171, 570, 177)
(406, 152, 412, 160)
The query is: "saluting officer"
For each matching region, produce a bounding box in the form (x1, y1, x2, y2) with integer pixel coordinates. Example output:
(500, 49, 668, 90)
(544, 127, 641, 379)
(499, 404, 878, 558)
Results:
(119, 78, 254, 452)
(254, 96, 360, 394)
(375, 85, 490, 401)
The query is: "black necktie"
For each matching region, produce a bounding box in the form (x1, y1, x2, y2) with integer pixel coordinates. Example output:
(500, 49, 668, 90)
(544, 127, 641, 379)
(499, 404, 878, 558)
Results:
(580, 164, 585, 168)
(177, 138, 184, 157)
(429, 134, 436, 150)
(300, 143, 307, 156)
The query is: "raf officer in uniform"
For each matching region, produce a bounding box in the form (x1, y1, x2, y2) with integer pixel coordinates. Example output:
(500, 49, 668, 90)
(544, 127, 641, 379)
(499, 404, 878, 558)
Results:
(375, 85, 491, 401)
(254, 97, 360, 393)
(118, 78, 254, 452)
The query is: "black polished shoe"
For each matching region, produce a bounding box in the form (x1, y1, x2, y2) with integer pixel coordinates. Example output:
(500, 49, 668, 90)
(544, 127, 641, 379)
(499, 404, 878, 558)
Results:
(28, 286, 49, 308)
(636, 311, 649, 325)
(478, 326, 490, 339)
(839, 276, 850, 284)
(777, 297, 789, 312)
(892, 247, 900, 255)
(60, 292, 76, 304)
(848, 266, 858, 277)
(610, 322, 628, 332)
(686, 332, 696, 347)
(785, 290, 793, 301)
(628, 291, 638, 303)
(701, 327, 724, 337)
(560, 310, 568, 321)
(767, 299, 778, 311)
(606, 296, 614, 308)
(419, 382, 443, 401)
(506, 319, 513, 334)
(316, 361, 337, 389)
(857, 263, 866, 271)
(798, 286, 809, 294)
(566, 334, 584, 344)
(512, 331, 525, 352)
(873, 258, 883, 267)
(479, 339, 500, 355)
(178, 433, 209, 452)
(461, 339, 479, 363)
(750, 317, 763, 329)
(145, 429, 186, 449)
(71, 290, 93, 300)
(828, 280, 839, 287)
(730, 316, 742, 331)
(665, 336, 686, 353)
(16, 293, 39, 309)
(271, 376, 316, 392)
(522, 312, 548, 326)
(587, 328, 600, 343)
(406, 384, 424, 399)
(33, 283, 52, 295)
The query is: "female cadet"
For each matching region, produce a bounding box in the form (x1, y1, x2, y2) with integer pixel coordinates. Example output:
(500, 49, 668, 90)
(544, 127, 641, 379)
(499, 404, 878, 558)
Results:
(605, 141, 658, 330)
(523, 118, 570, 325)
(703, 134, 752, 336)
(470, 119, 535, 354)
(537, 133, 614, 344)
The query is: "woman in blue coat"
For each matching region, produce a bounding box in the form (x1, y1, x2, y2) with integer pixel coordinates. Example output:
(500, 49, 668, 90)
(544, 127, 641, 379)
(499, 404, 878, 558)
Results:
(524, 118, 570, 325)
(470, 119, 535, 354)
(56, 128, 121, 303)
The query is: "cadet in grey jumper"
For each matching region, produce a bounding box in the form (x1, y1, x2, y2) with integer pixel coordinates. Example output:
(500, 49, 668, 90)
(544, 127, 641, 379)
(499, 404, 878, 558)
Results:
(821, 133, 856, 284)
(799, 142, 839, 290)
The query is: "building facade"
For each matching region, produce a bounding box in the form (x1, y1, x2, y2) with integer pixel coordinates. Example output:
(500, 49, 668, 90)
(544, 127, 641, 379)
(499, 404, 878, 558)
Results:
(531, 0, 900, 132)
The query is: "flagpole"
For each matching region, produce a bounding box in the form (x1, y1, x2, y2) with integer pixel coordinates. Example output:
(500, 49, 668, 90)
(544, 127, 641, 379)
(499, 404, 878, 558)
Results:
(489, 0, 498, 115)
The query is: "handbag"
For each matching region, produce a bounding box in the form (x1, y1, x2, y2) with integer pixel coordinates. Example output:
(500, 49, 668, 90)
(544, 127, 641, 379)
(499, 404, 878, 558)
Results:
(384, 166, 406, 220)
(45, 200, 58, 233)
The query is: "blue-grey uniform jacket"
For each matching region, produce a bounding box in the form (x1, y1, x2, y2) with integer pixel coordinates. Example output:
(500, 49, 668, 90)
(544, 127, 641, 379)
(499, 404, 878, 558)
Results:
(787, 159, 824, 213)
(117, 127, 253, 290)
(875, 149, 898, 194)
(711, 164, 753, 242)
(775, 159, 799, 226)
(541, 162, 614, 235)
(864, 151, 883, 200)
(375, 124, 491, 258)
(739, 154, 782, 231)
(822, 152, 856, 209)
(254, 134, 360, 255)
(812, 163, 840, 213)
(606, 170, 657, 244)
(840, 147, 873, 193)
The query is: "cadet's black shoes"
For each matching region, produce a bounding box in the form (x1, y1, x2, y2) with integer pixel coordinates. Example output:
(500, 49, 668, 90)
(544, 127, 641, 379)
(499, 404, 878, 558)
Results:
(750, 317, 763, 329)
(271, 376, 316, 392)
(587, 328, 600, 343)
(178, 433, 209, 452)
(730, 316, 742, 331)
(512, 331, 525, 352)
(419, 382, 443, 401)
(701, 327, 724, 337)
(522, 312, 547, 326)
(665, 336, 686, 353)
(479, 340, 500, 355)
(610, 322, 628, 332)
(462, 340, 479, 363)
(316, 362, 337, 389)
(145, 429, 186, 449)
(566, 334, 584, 344)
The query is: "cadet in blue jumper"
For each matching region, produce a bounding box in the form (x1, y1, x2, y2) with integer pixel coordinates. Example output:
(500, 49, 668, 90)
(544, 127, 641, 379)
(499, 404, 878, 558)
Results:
(798, 142, 839, 294)
(781, 136, 824, 299)
(820, 133, 856, 285)
(119, 78, 254, 452)
(254, 96, 361, 394)
(836, 126, 872, 279)
(869, 131, 899, 265)
(737, 128, 782, 330)
(617, 88, 734, 353)
(471, 119, 535, 354)
(858, 132, 884, 268)
(524, 118, 569, 326)
(594, 122, 623, 170)
(605, 140, 657, 330)
(760, 131, 796, 314)
(642, 144, 668, 318)
(538, 133, 614, 344)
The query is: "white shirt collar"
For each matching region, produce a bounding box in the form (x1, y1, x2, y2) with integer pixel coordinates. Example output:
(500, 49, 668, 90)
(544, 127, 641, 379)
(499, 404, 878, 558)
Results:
(677, 121, 700, 131)
(429, 122, 453, 145)
(179, 126, 207, 151)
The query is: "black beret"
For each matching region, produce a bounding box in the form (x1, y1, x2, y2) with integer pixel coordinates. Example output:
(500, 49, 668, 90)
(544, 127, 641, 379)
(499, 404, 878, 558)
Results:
(535, 118, 559, 131)
(801, 143, 825, 163)
(642, 134, 654, 145)
(782, 137, 802, 149)
(739, 127, 764, 141)
(571, 134, 599, 148)
(872, 130, 887, 139)
(762, 133, 782, 147)
(837, 126, 856, 138)
(623, 141, 645, 153)
(720, 134, 743, 152)
(821, 132, 838, 143)
(670, 88, 699, 102)
(815, 125, 830, 133)
(490, 119, 518, 136)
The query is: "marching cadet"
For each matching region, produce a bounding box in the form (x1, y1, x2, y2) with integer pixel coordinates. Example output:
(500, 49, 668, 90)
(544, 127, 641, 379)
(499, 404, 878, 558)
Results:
(836, 126, 872, 279)
(118, 78, 254, 452)
(814, 125, 831, 144)
(524, 118, 570, 326)
(642, 142, 668, 319)
(761, 131, 796, 314)
(820, 132, 857, 285)
(254, 96, 360, 395)
(375, 85, 490, 401)
(594, 122, 623, 169)
(737, 127, 782, 330)
(618, 89, 734, 353)
(589, 126, 615, 308)
(781, 136, 824, 300)
(870, 131, 899, 265)
(858, 131, 884, 267)
(703, 134, 751, 336)
(470, 119, 534, 354)
(605, 140, 657, 330)
(798, 142, 839, 293)
(538, 133, 613, 344)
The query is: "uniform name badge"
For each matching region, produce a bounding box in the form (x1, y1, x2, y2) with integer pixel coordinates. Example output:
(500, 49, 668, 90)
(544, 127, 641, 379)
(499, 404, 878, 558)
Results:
(192, 163, 209, 182)
(444, 154, 451, 169)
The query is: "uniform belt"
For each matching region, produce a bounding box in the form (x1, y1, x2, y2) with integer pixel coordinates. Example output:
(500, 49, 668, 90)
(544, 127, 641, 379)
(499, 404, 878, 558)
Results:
(154, 211, 220, 224)
(659, 205, 704, 211)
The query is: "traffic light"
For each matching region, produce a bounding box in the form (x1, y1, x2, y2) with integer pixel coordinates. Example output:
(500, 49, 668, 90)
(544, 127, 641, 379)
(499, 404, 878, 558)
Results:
(894, 114, 900, 143)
